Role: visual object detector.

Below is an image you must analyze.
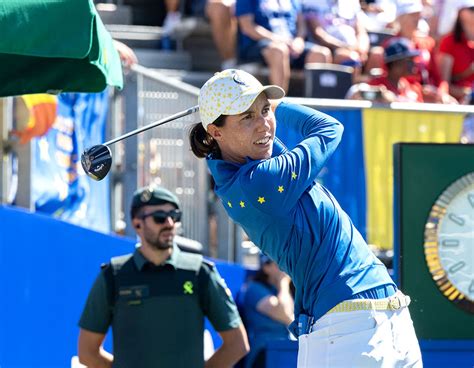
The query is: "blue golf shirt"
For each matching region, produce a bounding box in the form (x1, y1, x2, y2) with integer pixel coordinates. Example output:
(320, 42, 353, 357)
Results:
(207, 102, 395, 335)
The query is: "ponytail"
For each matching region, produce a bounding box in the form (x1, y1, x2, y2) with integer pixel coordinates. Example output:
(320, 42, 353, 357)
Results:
(188, 115, 226, 158)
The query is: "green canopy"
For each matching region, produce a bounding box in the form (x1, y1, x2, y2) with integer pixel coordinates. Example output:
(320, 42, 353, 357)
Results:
(0, 0, 123, 97)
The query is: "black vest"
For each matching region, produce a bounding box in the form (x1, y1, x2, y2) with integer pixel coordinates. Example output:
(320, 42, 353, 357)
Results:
(103, 252, 209, 368)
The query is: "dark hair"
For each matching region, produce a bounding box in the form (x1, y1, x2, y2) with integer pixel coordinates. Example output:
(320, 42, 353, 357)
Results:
(252, 267, 270, 285)
(454, 15, 463, 43)
(130, 206, 144, 221)
(252, 263, 296, 298)
(189, 115, 226, 158)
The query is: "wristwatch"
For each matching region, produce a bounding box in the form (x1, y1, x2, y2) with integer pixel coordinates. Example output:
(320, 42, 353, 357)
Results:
(424, 172, 474, 314)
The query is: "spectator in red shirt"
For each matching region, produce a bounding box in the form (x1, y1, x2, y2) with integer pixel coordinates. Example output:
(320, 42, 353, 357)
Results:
(438, 0, 474, 103)
(369, 37, 456, 103)
(369, 37, 425, 102)
(368, 0, 446, 91)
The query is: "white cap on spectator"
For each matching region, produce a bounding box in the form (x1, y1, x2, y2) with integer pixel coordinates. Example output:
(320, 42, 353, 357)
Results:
(457, 0, 474, 11)
(396, 0, 423, 17)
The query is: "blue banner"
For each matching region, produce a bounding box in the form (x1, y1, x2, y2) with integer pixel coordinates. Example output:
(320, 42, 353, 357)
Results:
(32, 91, 111, 233)
(319, 109, 366, 240)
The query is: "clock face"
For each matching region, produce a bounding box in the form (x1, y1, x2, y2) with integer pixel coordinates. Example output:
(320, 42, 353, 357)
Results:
(424, 172, 474, 314)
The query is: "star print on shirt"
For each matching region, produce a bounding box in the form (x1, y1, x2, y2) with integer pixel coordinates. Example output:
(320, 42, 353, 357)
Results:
(240, 201, 245, 208)
(291, 172, 297, 180)
(278, 186, 284, 193)
(227, 201, 232, 208)
(258, 197, 265, 204)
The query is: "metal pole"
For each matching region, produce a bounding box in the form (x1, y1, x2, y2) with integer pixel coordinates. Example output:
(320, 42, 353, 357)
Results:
(0, 98, 21, 206)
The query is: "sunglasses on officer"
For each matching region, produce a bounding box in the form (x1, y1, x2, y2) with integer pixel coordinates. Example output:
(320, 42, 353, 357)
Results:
(140, 209, 182, 224)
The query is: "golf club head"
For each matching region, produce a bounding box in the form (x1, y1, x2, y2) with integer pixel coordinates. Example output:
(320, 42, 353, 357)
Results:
(81, 144, 112, 181)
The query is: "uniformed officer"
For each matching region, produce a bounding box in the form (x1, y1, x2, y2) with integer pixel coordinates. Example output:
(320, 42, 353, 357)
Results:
(78, 185, 249, 368)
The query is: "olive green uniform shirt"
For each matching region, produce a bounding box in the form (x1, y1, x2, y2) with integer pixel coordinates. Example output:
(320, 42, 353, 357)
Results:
(79, 245, 242, 368)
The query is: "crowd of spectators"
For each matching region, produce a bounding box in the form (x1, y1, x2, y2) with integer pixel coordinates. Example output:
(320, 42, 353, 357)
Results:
(156, 0, 473, 104)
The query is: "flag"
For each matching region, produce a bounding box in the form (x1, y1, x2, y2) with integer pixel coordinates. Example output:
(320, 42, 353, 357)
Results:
(32, 91, 111, 233)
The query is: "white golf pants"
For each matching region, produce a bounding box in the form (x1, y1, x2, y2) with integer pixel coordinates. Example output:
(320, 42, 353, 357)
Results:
(297, 307, 422, 367)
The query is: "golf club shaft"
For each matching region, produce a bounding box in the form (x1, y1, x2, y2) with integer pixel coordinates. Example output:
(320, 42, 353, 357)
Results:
(103, 105, 199, 146)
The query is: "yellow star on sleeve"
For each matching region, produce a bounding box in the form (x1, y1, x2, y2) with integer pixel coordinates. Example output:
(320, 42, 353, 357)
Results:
(278, 186, 284, 193)
(257, 196, 265, 204)
(240, 201, 245, 208)
(227, 201, 232, 208)
(291, 172, 297, 180)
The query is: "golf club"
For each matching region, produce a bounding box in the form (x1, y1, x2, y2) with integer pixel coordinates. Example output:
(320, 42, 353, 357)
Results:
(81, 105, 199, 181)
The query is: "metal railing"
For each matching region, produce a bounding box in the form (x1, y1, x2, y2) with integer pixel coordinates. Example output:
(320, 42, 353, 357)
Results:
(137, 65, 208, 246)
(0, 98, 14, 204)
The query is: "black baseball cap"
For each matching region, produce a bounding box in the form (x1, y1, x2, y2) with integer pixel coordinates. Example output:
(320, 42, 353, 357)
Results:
(130, 185, 181, 218)
(384, 37, 420, 64)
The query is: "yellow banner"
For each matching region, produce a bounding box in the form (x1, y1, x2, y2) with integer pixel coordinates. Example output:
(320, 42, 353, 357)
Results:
(362, 108, 464, 250)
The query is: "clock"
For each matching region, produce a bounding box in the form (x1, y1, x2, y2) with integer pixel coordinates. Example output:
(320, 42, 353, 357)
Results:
(424, 172, 474, 314)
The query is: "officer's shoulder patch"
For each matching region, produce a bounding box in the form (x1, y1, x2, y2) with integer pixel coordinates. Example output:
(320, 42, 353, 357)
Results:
(176, 251, 203, 272)
(109, 254, 133, 273)
(202, 258, 215, 268)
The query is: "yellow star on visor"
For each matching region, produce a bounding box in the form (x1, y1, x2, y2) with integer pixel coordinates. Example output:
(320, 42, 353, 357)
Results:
(278, 186, 284, 193)
(257, 197, 265, 204)
(240, 201, 245, 208)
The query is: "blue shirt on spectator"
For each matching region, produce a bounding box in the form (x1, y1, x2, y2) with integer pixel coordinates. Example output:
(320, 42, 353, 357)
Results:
(236, 0, 300, 55)
(240, 280, 290, 367)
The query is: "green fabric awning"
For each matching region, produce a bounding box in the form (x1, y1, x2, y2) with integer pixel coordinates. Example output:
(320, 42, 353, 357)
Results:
(0, 0, 123, 97)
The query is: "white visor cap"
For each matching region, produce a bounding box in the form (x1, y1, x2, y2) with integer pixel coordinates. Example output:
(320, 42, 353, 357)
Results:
(198, 69, 285, 130)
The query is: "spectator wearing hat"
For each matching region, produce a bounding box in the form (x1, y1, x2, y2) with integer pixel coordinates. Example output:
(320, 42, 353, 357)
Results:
(369, 37, 425, 101)
(396, 0, 444, 88)
(369, 37, 455, 103)
(238, 253, 294, 368)
(437, 0, 474, 104)
(369, 0, 444, 89)
(77, 185, 249, 368)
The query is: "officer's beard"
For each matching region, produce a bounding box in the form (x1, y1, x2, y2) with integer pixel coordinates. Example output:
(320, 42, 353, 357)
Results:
(144, 226, 174, 250)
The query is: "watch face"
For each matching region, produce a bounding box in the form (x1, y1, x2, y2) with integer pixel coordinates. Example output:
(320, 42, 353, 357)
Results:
(424, 172, 474, 314)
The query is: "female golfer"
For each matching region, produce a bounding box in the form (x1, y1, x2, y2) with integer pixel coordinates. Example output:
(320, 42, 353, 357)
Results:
(189, 69, 421, 367)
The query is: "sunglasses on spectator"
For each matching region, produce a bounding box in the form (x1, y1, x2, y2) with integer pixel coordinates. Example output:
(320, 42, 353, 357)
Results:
(141, 209, 182, 224)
